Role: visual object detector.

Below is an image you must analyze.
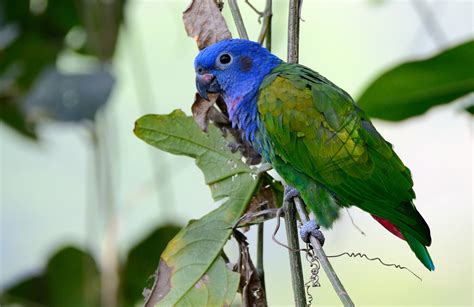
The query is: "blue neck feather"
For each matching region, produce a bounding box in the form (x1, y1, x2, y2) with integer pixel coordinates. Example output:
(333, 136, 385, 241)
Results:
(223, 58, 281, 144)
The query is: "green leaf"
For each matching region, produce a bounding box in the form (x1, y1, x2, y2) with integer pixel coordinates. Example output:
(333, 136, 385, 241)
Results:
(0, 246, 100, 307)
(120, 224, 181, 306)
(0, 99, 37, 139)
(0, 275, 48, 306)
(173, 256, 239, 307)
(358, 40, 474, 121)
(134, 110, 260, 306)
(45, 247, 101, 307)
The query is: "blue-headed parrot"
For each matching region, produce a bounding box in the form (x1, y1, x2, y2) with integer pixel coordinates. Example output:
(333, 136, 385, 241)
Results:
(194, 39, 434, 271)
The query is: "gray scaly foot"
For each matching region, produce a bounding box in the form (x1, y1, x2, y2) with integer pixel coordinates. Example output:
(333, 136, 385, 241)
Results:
(300, 220, 325, 246)
(283, 185, 300, 203)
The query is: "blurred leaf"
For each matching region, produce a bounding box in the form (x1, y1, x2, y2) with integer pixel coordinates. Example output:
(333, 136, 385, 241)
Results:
(358, 40, 474, 121)
(0, 98, 36, 139)
(183, 0, 232, 50)
(134, 110, 260, 306)
(23, 68, 115, 123)
(79, 0, 127, 59)
(2, 0, 80, 36)
(120, 224, 181, 307)
(0, 275, 48, 306)
(0, 246, 100, 307)
(45, 247, 101, 307)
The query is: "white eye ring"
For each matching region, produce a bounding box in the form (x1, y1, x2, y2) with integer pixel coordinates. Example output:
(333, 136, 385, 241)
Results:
(216, 52, 233, 69)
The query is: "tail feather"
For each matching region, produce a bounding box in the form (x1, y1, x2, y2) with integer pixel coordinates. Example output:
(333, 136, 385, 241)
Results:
(402, 231, 435, 271)
(372, 215, 434, 271)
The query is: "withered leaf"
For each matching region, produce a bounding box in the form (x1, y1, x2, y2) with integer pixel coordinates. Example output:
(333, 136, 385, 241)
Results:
(192, 93, 229, 132)
(183, 0, 232, 50)
(234, 230, 267, 307)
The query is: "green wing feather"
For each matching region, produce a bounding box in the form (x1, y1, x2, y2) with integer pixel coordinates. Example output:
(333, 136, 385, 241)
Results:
(257, 63, 433, 268)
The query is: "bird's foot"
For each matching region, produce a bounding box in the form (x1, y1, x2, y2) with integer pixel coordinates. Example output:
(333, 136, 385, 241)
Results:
(299, 220, 325, 246)
(283, 185, 300, 203)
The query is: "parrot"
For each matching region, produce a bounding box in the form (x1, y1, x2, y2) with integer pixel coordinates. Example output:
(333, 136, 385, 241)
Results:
(194, 39, 434, 271)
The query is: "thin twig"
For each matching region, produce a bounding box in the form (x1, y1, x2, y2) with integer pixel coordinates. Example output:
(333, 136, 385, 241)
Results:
(264, 0, 272, 51)
(257, 0, 272, 44)
(295, 198, 355, 307)
(283, 199, 307, 307)
(256, 223, 266, 290)
(411, 0, 447, 48)
(245, 0, 263, 17)
(228, 0, 249, 39)
(287, 0, 301, 64)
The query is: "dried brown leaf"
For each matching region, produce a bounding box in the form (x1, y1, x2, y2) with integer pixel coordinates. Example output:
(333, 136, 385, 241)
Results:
(191, 93, 216, 132)
(234, 230, 267, 307)
(237, 176, 283, 229)
(183, 0, 232, 50)
(192, 93, 230, 132)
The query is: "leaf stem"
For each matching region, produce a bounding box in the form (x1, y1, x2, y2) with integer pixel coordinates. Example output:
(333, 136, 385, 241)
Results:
(294, 198, 354, 306)
(228, 0, 249, 40)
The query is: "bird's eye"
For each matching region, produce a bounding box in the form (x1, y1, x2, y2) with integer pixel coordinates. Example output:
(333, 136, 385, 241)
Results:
(217, 53, 232, 67)
(197, 67, 204, 74)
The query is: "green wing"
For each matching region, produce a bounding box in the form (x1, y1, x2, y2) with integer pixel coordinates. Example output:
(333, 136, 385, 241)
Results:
(258, 63, 431, 246)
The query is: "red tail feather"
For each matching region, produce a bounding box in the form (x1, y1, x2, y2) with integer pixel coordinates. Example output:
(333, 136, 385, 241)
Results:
(371, 215, 405, 240)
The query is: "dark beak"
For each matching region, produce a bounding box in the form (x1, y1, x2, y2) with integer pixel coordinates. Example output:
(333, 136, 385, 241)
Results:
(196, 73, 221, 101)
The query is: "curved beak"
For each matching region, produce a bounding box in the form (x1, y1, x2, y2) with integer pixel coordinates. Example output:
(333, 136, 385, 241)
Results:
(196, 73, 221, 101)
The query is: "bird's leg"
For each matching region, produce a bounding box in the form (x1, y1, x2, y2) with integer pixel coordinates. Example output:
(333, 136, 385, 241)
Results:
(284, 185, 325, 246)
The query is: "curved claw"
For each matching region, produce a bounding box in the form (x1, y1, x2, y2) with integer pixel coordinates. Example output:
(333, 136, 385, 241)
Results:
(299, 220, 325, 246)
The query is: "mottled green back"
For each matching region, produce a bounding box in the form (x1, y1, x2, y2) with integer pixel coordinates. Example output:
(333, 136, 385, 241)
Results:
(257, 63, 431, 245)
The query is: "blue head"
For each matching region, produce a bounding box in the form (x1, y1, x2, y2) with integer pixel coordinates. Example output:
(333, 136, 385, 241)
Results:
(194, 39, 281, 128)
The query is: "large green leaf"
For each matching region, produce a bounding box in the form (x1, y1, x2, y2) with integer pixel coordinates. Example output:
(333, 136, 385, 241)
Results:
(134, 110, 260, 306)
(357, 40, 474, 121)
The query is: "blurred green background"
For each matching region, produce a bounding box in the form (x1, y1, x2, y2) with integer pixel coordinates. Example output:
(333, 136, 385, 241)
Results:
(1, 0, 472, 306)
